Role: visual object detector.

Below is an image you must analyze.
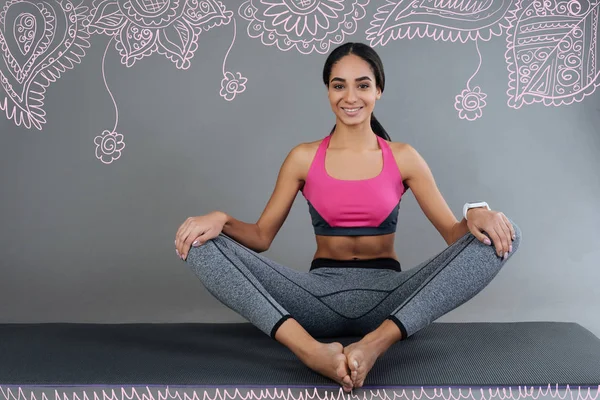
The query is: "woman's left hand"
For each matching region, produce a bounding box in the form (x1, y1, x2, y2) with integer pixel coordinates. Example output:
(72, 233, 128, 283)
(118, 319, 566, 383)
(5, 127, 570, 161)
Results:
(466, 208, 515, 260)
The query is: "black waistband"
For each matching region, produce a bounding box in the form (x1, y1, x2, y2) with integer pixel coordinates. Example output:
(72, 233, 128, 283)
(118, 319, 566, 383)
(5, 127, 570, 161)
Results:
(310, 257, 401, 272)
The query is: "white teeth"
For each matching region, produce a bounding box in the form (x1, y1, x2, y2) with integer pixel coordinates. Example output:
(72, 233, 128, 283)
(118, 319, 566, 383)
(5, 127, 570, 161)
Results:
(343, 108, 360, 112)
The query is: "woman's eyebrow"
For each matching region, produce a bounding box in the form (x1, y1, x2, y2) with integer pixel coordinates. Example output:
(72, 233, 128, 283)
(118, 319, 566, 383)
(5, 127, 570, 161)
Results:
(330, 76, 372, 83)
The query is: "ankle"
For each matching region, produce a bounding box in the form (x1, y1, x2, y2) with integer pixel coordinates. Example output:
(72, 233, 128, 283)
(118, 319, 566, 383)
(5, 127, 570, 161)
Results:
(363, 319, 403, 354)
(274, 318, 321, 359)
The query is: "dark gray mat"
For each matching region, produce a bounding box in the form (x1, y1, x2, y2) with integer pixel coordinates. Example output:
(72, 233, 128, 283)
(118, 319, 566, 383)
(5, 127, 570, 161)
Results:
(0, 322, 599, 387)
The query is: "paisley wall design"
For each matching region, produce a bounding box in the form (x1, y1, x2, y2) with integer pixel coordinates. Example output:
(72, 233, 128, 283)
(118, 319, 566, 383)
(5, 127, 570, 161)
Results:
(238, 0, 370, 54)
(1, 0, 598, 163)
(0, 0, 90, 129)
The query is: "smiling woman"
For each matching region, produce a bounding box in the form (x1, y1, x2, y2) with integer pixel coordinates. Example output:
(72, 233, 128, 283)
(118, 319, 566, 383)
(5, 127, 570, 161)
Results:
(322, 44, 389, 141)
(175, 42, 520, 393)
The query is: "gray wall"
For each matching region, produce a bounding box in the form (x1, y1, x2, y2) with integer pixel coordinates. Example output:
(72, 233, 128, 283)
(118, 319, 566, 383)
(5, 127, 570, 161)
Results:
(1, 0, 599, 337)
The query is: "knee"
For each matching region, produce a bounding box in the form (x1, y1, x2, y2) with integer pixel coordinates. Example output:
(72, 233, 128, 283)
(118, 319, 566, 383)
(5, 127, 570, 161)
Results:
(485, 217, 522, 264)
(476, 217, 522, 251)
(467, 217, 522, 266)
(507, 217, 522, 254)
(185, 236, 224, 268)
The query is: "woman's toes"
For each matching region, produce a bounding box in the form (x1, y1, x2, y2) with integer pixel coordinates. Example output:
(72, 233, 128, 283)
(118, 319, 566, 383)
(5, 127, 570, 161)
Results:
(340, 375, 353, 392)
(335, 355, 348, 376)
(349, 357, 360, 374)
(349, 354, 368, 387)
(334, 352, 353, 390)
(343, 375, 352, 387)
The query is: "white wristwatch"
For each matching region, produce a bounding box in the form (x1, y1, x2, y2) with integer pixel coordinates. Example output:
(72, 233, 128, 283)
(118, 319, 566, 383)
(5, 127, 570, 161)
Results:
(463, 201, 490, 220)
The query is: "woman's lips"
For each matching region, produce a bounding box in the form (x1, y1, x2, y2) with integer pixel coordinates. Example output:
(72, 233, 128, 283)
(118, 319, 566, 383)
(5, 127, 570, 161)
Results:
(341, 106, 363, 117)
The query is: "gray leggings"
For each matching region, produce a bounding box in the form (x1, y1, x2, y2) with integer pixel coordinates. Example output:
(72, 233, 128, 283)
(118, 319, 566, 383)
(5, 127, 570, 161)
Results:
(185, 219, 521, 340)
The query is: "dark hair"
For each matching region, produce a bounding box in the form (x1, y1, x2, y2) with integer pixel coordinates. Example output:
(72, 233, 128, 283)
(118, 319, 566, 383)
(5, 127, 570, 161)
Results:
(322, 42, 390, 141)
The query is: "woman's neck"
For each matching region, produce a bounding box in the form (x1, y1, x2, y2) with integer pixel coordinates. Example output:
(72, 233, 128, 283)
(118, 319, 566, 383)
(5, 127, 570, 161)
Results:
(330, 121, 378, 151)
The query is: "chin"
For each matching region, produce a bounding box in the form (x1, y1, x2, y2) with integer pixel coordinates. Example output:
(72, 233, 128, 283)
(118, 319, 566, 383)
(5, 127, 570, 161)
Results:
(339, 116, 369, 126)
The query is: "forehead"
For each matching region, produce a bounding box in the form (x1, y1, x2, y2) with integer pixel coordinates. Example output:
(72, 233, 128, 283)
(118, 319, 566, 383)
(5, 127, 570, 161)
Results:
(330, 54, 374, 79)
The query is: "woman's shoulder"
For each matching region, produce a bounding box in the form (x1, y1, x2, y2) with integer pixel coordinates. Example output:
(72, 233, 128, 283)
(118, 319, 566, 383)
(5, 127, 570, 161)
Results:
(289, 138, 324, 158)
(282, 138, 325, 178)
(386, 139, 413, 155)
(386, 140, 421, 180)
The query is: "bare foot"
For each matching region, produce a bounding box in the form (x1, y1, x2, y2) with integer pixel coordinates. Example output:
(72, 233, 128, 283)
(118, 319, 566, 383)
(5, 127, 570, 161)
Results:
(343, 339, 383, 388)
(299, 342, 354, 392)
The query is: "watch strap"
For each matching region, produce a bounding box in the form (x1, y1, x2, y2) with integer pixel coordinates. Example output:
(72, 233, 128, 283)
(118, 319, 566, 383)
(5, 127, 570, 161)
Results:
(463, 201, 490, 220)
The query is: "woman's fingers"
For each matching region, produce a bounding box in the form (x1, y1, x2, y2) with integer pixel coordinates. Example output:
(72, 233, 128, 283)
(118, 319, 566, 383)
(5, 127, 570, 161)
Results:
(493, 213, 512, 259)
(175, 217, 192, 255)
(180, 227, 205, 260)
(175, 218, 198, 259)
(468, 223, 492, 246)
(502, 214, 516, 242)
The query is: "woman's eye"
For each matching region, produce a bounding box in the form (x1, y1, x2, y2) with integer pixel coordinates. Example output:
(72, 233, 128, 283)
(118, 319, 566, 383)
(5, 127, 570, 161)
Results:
(334, 85, 344, 90)
(360, 84, 370, 89)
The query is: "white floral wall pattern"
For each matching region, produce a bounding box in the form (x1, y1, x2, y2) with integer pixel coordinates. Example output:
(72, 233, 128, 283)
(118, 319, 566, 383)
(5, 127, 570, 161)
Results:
(455, 41, 488, 121)
(85, 0, 239, 164)
(0, 0, 90, 130)
(366, 0, 521, 121)
(220, 18, 246, 101)
(506, 0, 600, 108)
(1, 0, 599, 165)
(365, 0, 518, 45)
(0, 0, 244, 165)
(238, 0, 370, 54)
(86, 0, 233, 69)
(364, 0, 600, 120)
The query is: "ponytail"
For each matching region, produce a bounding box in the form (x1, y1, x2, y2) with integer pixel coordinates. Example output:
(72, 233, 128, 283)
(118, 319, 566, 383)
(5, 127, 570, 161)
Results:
(370, 113, 390, 141)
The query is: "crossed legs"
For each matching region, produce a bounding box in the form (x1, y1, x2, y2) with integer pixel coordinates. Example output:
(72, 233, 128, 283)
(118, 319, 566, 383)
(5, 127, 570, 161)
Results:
(184, 220, 522, 390)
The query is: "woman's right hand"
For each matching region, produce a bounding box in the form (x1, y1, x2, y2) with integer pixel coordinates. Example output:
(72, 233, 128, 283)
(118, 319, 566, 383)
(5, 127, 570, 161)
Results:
(174, 211, 227, 261)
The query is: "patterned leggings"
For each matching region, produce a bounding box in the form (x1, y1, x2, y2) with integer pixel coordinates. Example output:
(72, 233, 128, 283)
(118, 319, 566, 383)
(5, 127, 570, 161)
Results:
(185, 219, 521, 340)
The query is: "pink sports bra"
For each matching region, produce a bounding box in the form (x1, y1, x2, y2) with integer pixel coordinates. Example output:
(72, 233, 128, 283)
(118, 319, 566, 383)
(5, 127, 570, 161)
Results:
(301, 134, 408, 236)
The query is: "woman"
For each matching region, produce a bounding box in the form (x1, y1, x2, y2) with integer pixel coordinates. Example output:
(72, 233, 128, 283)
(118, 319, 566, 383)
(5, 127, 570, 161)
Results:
(174, 42, 520, 392)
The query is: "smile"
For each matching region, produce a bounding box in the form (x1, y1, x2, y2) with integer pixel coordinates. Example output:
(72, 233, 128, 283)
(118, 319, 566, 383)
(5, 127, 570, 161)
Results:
(341, 107, 363, 116)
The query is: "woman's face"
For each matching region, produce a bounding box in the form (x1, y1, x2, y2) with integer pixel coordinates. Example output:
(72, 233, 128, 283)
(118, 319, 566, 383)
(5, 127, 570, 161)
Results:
(327, 54, 381, 128)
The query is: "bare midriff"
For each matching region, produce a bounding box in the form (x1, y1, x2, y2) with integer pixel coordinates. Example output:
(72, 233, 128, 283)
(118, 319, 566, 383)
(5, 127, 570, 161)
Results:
(313, 233, 398, 261)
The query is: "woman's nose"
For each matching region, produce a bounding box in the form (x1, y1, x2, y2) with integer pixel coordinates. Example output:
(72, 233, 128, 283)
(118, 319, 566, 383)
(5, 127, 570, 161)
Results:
(344, 88, 358, 103)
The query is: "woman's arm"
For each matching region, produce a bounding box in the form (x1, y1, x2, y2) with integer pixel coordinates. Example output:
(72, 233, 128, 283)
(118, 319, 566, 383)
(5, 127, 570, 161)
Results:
(393, 143, 463, 246)
(219, 144, 310, 252)
(392, 143, 514, 256)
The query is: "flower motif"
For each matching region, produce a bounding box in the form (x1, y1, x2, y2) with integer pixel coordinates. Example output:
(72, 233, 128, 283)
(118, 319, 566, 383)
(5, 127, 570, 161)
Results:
(455, 86, 487, 121)
(506, 0, 599, 109)
(239, 0, 369, 54)
(94, 130, 126, 164)
(85, 0, 232, 69)
(366, 0, 519, 47)
(220, 71, 247, 101)
(0, 0, 90, 130)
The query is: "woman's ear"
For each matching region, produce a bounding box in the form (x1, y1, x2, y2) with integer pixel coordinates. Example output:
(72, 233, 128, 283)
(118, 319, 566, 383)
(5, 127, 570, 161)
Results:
(376, 87, 382, 100)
